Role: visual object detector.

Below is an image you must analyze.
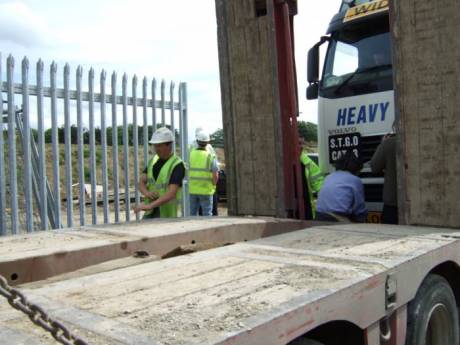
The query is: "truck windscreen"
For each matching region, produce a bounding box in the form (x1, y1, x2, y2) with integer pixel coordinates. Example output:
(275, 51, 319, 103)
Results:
(320, 16, 392, 99)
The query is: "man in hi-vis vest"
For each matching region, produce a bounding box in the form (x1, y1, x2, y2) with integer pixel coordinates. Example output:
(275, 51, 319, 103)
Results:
(189, 130, 219, 216)
(299, 138, 324, 220)
(134, 127, 185, 218)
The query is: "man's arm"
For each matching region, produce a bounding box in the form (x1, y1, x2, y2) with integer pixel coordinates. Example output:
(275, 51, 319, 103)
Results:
(211, 158, 219, 185)
(307, 159, 324, 193)
(138, 173, 158, 200)
(370, 141, 386, 174)
(135, 184, 180, 213)
(212, 171, 219, 185)
(352, 178, 368, 222)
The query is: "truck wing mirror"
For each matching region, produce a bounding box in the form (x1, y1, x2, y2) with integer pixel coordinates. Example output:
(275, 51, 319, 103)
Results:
(306, 84, 318, 100)
(307, 47, 320, 83)
(307, 36, 330, 100)
(307, 36, 330, 83)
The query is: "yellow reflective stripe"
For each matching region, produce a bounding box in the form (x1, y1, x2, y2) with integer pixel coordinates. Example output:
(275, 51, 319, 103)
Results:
(310, 174, 323, 182)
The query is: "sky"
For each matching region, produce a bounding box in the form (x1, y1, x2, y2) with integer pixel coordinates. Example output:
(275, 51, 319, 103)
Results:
(0, 0, 339, 136)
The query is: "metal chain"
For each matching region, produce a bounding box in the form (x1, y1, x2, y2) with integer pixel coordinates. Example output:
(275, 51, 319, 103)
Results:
(0, 274, 89, 345)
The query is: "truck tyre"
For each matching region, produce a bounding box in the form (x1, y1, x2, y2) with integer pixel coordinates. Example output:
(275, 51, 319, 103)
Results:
(405, 274, 459, 345)
(288, 338, 324, 345)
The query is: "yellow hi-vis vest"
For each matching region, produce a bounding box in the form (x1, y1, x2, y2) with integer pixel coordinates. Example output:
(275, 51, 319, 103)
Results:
(145, 154, 183, 218)
(189, 148, 214, 195)
(300, 151, 324, 218)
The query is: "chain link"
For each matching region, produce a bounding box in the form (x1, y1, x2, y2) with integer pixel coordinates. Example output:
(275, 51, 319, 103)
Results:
(0, 274, 89, 345)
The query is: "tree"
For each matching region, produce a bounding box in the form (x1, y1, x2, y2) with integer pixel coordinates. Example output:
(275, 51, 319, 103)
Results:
(210, 128, 224, 148)
(298, 121, 318, 142)
(44, 128, 53, 143)
(31, 128, 39, 143)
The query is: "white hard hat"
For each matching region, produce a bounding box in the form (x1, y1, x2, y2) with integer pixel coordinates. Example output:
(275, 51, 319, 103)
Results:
(196, 130, 210, 142)
(149, 127, 174, 144)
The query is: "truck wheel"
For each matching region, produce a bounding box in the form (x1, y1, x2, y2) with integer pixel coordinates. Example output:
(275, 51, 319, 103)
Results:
(288, 338, 324, 345)
(405, 274, 459, 345)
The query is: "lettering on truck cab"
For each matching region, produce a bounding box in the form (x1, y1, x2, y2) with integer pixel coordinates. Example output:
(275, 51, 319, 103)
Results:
(344, 0, 389, 23)
(336, 102, 389, 126)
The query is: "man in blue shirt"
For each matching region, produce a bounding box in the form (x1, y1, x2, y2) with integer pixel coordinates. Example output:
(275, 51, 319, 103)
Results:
(316, 150, 367, 222)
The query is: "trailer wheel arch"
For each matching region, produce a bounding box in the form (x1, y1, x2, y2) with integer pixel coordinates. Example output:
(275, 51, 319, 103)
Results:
(429, 261, 460, 308)
(405, 272, 459, 345)
(287, 338, 324, 345)
(286, 320, 364, 345)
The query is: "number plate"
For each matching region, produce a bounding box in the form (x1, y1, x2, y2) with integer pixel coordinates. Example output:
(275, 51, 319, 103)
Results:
(328, 133, 361, 164)
(367, 211, 382, 223)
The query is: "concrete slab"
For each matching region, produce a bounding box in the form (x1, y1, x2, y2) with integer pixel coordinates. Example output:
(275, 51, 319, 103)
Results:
(1, 223, 459, 345)
(0, 217, 311, 285)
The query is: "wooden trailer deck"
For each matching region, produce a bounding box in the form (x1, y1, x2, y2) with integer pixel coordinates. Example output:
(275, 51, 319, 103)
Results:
(1, 221, 459, 345)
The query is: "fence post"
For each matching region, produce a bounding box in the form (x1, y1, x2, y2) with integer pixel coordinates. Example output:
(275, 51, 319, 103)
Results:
(63, 64, 73, 227)
(0, 54, 6, 235)
(101, 70, 109, 223)
(132, 75, 140, 221)
(50, 62, 62, 229)
(170, 82, 176, 153)
(142, 77, 149, 168)
(122, 73, 130, 222)
(36, 59, 47, 230)
(111, 72, 120, 223)
(7, 55, 19, 234)
(76, 65, 86, 226)
(22, 57, 33, 232)
(88, 68, 97, 224)
(180, 82, 190, 217)
(161, 79, 166, 126)
(152, 78, 157, 132)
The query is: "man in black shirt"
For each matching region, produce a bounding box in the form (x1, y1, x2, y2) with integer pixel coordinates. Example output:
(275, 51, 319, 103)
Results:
(134, 127, 185, 218)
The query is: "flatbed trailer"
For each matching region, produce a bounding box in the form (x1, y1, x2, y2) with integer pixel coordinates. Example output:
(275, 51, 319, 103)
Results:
(1, 219, 459, 345)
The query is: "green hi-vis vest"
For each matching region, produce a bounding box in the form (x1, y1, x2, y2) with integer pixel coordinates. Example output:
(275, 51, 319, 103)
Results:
(189, 148, 215, 195)
(300, 151, 324, 218)
(145, 154, 183, 218)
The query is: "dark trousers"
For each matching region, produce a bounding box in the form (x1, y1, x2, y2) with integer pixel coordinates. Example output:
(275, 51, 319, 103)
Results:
(315, 212, 340, 222)
(315, 211, 354, 222)
(382, 204, 398, 224)
(212, 192, 218, 216)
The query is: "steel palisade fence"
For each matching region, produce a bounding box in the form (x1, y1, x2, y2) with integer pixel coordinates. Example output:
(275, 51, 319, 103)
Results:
(0, 53, 190, 235)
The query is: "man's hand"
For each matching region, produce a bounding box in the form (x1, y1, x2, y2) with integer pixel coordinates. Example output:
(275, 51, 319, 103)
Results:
(145, 191, 159, 200)
(382, 133, 395, 142)
(133, 204, 149, 213)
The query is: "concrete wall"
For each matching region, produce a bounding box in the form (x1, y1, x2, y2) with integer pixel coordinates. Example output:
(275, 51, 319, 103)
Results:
(215, 0, 286, 217)
(391, 0, 460, 227)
